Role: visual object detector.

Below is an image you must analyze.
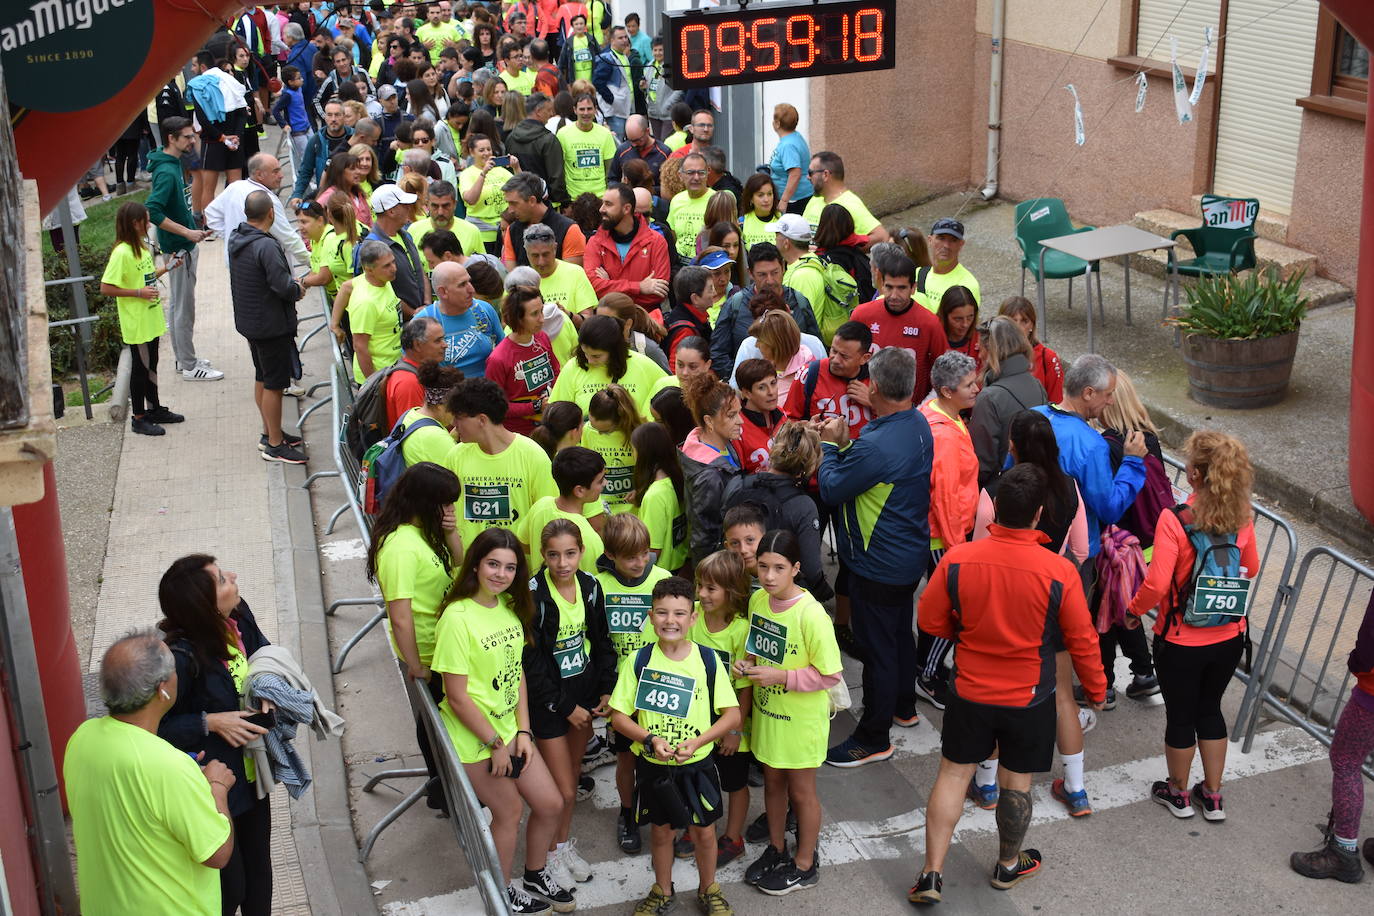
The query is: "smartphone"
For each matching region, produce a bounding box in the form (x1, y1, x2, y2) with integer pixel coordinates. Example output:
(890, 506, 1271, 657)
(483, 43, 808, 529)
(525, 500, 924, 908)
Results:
(490, 753, 526, 778)
(245, 709, 277, 730)
(490, 154, 511, 168)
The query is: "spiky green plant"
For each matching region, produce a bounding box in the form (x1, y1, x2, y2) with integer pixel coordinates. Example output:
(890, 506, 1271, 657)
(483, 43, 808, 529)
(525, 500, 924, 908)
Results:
(1172, 267, 1309, 340)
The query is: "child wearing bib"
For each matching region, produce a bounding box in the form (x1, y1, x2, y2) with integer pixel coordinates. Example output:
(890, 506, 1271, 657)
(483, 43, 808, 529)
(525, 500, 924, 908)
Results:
(583, 385, 641, 514)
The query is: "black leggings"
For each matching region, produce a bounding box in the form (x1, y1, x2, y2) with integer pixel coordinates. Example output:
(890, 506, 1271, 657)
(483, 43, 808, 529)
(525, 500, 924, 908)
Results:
(1154, 634, 1243, 749)
(112, 137, 140, 184)
(221, 793, 273, 915)
(129, 339, 161, 416)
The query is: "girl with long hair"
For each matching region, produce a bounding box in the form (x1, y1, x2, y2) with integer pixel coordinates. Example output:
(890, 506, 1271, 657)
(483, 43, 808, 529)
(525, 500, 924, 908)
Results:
(937, 285, 980, 368)
(814, 203, 874, 303)
(530, 400, 585, 458)
(459, 132, 519, 252)
(740, 172, 782, 251)
(584, 385, 642, 514)
(595, 291, 669, 371)
(748, 311, 815, 413)
(706, 220, 746, 287)
(679, 373, 744, 563)
(998, 295, 1063, 403)
(318, 151, 371, 228)
(630, 421, 688, 571)
(547, 314, 667, 417)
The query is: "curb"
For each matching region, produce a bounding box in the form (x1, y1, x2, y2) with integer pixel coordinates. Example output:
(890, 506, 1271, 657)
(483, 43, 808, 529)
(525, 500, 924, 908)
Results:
(267, 395, 380, 916)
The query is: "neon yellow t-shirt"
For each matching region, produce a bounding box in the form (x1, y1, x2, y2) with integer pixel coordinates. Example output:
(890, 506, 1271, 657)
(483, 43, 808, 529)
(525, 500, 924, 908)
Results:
(609, 640, 737, 765)
(783, 255, 828, 326)
(397, 407, 457, 468)
(921, 262, 981, 312)
(557, 122, 618, 198)
(740, 212, 782, 252)
(430, 595, 525, 763)
(664, 129, 688, 152)
(636, 476, 687, 570)
(745, 588, 842, 769)
(347, 278, 404, 382)
(499, 67, 538, 95)
(596, 565, 671, 662)
(446, 434, 557, 548)
(550, 311, 580, 367)
(416, 21, 465, 64)
(65, 716, 231, 916)
(802, 189, 880, 236)
(102, 242, 166, 345)
(688, 608, 752, 751)
(519, 495, 604, 574)
(545, 568, 592, 680)
(650, 373, 680, 399)
(569, 34, 594, 84)
(410, 215, 485, 260)
(310, 227, 354, 297)
(538, 259, 598, 318)
(667, 190, 712, 260)
(376, 522, 456, 666)
(459, 165, 515, 241)
(581, 426, 635, 514)
(548, 349, 666, 419)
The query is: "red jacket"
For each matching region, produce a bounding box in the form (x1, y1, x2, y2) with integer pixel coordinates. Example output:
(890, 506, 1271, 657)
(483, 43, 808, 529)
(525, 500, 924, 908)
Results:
(1031, 343, 1064, 403)
(920, 401, 979, 548)
(849, 297, 947, 404)
(919, 524, 1107, 707)
(583, 216, 672, 309)
(784, 359, 873, 441)
(734, 407, 784, 473)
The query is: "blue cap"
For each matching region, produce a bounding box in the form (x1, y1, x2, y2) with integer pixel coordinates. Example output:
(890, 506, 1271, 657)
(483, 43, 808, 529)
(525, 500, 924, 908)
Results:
(695, 250, 732, 269)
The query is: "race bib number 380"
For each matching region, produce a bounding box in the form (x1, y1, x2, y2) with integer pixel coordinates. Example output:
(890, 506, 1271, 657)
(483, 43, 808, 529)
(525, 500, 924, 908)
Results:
(634, 668, 694, 718)
(464, 483, 511, 521)
(746, 614, 788, 665)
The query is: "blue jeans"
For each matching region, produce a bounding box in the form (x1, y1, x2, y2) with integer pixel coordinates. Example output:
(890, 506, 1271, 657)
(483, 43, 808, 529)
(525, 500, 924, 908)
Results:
(606, 115, 627, 140)
(848, 574, 920, 748)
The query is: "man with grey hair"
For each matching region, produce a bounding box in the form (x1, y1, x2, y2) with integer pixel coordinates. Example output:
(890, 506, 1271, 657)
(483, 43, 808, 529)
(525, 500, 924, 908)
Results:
(1033, 354, 1152, 720)
(818, 346, 935, 770)
(205, 152, 310, 271)
(384, 316, 448, 427)
(414, 260, 504, 376)
(504, 92, 568, 207)
(525, 222, 599, 319)
(65, 630, 236, 913)
(701, 144, 743, 205)
(401, 146, 434, 178)
(342, 239, 404, 383)
(229, 189, 308, 463)
(502, 170, 583, 267)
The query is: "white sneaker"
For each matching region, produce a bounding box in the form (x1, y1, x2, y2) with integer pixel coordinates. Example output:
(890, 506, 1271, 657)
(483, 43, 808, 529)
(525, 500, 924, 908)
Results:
(283, 383, 307, 397)
(561, 838, 592, 883)
(544, 849, 576, 893)
(1078, 708, 1097, 734)
(182, 361, 224, 381)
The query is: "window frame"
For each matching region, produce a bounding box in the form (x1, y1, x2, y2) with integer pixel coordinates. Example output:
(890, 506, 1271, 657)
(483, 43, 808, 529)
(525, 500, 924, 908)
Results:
(1297, 7, 1367, 122)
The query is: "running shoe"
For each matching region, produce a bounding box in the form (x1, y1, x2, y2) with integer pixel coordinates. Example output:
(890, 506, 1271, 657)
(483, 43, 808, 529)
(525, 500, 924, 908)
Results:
(507, 883, 551, 914)
(522, 867, 575, 913)
(1290, 836, 1364, 883)
(143, 406, 185, 424)
(1051, 779, 1093, 817)
(744, 808, 795, 844)
(1150, 780, 1195, 818)
(261, 442, 308, 464)
(716, 834, 745, 867)
(283, 383, 307, 398)
(617, 809, 642, 854)
(1073, 684, 1116, 710)
(1365, 837, 1374, 868)
(632, 883, 674, 915)
(258, 432, 305, 451)
(825, 737, 893, 768)
(1077, 708, 1097, 734)
(181, 361, 224, 381)
(914, 675, 948, 711)
(756, 855, 819, 896)
(1125, 674, 1160, 699)
(575, 774, 594, 802)
(131, 417, 165, 436)
(673, 830, 694, 859)
(543, 852, 576, 897)
(581, 734, 616, 773)
(1190, 782, 1226, 822)
(744, 844, 787, 885)
(893, 709, 921, 728)
(561, 838, 592, 882)
(908, 871, 942, 905)
(696, 882, 733, 915)
(990, 849, 1042, 890)
(966, 780, 999, 811)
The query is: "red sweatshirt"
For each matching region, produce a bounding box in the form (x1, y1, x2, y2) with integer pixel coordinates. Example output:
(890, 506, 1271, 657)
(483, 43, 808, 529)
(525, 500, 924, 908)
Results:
(734, 407, 784, 473)
(919, 524, 1107, 707)
(849, 297, 947, 403)
(486, 332, 559, 435)
(1031, 342, 1064, 404)
(783, 359, 873, 441)
(583, 216, 672, 309)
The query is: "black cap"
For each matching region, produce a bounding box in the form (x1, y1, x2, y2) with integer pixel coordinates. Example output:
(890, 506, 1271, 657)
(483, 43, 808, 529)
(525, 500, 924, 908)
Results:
(931, 217, 965, 240)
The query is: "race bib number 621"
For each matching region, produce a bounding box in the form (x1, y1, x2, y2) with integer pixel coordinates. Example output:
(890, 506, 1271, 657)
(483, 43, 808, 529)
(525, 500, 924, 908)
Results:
(464, 483, 511, 521)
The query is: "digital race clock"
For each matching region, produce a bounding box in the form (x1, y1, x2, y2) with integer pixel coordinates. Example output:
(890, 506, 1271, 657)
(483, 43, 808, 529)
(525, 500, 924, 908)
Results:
(662, 0, 897, 88)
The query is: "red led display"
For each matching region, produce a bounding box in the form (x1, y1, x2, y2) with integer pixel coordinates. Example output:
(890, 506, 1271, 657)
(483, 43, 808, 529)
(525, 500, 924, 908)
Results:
(663, 0, 897, 88)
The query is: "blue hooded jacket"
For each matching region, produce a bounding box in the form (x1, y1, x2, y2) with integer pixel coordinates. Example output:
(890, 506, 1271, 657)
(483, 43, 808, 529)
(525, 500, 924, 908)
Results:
(1032, 404, 1145, 557)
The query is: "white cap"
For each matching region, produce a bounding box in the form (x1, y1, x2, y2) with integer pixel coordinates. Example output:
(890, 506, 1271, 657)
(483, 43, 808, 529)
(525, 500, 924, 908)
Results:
(370, 185, 418, 214)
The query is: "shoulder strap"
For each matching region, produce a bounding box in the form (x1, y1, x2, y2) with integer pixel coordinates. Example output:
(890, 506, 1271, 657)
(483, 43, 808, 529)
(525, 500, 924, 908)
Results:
(916, 266, 931, 293)
(989, 379, 1031, 411)
(802, 359, 823, 418)
(697, 643, 718, 722)
(394, 415, 442, 443)
(632, 642, 654, 680)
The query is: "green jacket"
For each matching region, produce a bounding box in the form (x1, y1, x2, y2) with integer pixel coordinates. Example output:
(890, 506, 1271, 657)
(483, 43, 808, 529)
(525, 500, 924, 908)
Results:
(145, 150, 195, 254)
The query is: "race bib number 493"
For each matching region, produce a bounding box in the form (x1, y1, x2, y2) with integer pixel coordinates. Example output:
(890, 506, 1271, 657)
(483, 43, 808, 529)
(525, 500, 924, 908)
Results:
(634, 668, 694, 718)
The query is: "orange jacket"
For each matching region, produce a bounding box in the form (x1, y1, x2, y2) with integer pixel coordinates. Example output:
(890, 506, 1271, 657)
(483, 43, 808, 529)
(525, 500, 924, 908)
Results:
(918, 524, 1107, 707)
(920, 402, 979, 549)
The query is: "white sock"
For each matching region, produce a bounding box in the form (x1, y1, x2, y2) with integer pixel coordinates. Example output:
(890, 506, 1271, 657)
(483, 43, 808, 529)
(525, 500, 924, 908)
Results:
(975, 758, 998, 788)
(1335, 834, 1358, 852)
(1061, 751, 1085, 794)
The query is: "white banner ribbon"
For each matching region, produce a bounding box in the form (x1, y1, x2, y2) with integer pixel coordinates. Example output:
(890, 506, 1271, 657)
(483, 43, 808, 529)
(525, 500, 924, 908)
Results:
(1189, 26, 1212, 105)
(1170, 36, 1193, 124)
(1065, 84, 1085, 145)
(1135, 71, 1148, 113)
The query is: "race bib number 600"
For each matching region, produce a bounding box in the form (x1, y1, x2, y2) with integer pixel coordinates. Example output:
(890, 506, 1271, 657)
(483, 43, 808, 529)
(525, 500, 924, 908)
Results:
(746, 614, 788, 665)
(634, 668, 695, 719)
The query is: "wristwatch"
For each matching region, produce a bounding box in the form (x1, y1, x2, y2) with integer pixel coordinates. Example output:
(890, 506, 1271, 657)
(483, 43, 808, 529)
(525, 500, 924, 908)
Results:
(641, 734, 661, 758)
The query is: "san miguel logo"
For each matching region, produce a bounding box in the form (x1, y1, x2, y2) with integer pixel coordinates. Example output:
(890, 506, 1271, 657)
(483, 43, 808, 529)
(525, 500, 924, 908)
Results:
(3, 0, 153, 113)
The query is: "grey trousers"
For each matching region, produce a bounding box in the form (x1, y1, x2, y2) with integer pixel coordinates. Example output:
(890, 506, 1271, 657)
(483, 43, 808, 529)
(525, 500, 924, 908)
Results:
(167, 246, 199, 370)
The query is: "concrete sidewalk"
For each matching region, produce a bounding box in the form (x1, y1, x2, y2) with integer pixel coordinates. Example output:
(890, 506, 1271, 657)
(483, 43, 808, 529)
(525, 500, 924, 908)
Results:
(883, 192, 1373, 552)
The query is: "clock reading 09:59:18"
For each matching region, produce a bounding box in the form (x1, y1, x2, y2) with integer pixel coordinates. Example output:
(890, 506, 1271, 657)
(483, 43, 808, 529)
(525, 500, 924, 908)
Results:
(663, 0, 897, 89)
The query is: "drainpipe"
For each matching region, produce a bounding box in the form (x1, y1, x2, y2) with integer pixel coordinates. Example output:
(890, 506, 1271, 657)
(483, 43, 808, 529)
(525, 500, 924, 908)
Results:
(981, 0, 1006, 200)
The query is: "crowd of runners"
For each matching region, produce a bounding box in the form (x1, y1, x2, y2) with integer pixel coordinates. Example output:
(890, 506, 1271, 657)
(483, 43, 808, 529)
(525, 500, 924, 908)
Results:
(67, 3, 1374, 916)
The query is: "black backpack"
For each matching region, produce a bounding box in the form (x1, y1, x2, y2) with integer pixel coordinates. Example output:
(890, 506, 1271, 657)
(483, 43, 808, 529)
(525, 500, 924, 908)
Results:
(345, 362, 418, 461)
(724, 474, 802, 534)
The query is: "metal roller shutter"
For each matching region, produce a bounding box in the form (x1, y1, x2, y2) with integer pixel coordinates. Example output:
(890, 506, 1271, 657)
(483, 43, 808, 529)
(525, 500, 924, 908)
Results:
(1212, 0, 1320, 215)
(1135, 0, 1221, 60)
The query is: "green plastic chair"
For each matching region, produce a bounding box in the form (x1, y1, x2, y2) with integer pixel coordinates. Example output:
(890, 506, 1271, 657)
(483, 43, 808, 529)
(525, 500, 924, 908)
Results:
(1013, 198, 1099, 312)
(1170, 194, 1259, 278)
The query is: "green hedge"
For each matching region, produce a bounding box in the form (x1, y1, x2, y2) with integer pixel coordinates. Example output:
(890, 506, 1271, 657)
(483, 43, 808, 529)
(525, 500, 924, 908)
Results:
(44, 246, 124, 377)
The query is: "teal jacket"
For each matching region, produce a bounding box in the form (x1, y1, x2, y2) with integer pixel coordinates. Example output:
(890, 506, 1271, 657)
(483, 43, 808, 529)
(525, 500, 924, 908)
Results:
(144, 150, 195, 255)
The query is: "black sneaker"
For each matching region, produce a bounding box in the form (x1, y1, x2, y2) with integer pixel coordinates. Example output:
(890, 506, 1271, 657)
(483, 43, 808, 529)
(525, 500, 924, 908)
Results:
(1073, 684, 1117, 710)
(1125, 674, 1160, 699)
(261, 442, 308, 464)
(1151, 780, 1194, 818)
(507, 883, 551, 913)
(744, 844, 788, 886)
(1190, 782, 1225, 822)
(130, 416, 165, 436)
(914, 674, 948, 711)
(908, 870, 942, 905)
(575, 774, 594, 802)
(756, 854, 819, 896)
(1290, 836, 1364, 883)
(990, 849, 1042, 890)
(744, 808, 796, 844)
(258, 432, 305, 451)
(522, 867, 575, 913)
(673, 829, 694, 859)
(834, 623, 864, 660)
(142, 406, 185, 424)
(617, 808, 642, 854)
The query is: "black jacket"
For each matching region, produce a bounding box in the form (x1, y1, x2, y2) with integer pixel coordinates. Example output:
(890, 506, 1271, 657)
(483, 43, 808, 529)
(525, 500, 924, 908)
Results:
(505, 119, 568, 207)
(557, 33, 602, 86)
(524, 571, 617, 718)
(726, 472, 834, 602)
(228, 222, 302, 340)
(158, 601, 270, 817)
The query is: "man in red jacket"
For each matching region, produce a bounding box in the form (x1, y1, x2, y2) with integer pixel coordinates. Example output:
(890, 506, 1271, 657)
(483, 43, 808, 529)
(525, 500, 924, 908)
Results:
(584, 182, 671, 311)
(850, 252, 946, 404)
(909, 463, 1106, 906)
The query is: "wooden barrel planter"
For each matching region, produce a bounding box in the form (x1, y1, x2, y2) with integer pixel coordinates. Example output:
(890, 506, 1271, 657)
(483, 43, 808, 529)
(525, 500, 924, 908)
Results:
(1180, 330, 1299, 409)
